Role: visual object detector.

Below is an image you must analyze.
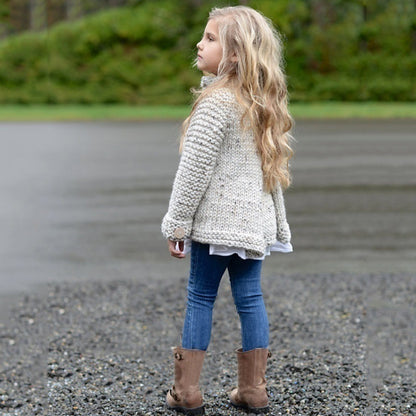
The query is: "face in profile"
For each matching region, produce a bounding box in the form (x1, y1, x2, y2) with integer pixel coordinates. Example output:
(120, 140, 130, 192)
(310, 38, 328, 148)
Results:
(196, 19, 223, 75)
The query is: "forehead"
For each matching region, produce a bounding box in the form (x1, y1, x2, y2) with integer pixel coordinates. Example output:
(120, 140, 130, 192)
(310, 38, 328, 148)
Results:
(205, 18, 219, 35)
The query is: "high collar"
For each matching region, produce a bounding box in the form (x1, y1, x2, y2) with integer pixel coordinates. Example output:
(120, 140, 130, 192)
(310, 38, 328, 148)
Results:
(200, 75, 218, 89)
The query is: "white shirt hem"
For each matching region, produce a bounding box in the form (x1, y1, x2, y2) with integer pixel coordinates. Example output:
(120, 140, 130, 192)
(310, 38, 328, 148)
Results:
(177, 239, 293, 260)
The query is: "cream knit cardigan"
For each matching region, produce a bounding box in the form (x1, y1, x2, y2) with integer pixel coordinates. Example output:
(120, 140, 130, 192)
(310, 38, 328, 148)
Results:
(161, 76, 291, 259)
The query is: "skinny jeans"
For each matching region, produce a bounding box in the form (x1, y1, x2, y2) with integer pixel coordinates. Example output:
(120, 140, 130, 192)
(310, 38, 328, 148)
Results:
(182, 241, 269, 352)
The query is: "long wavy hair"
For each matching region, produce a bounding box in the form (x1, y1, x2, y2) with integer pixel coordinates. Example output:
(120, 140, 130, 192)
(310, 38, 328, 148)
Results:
(180, 6, 294, 191)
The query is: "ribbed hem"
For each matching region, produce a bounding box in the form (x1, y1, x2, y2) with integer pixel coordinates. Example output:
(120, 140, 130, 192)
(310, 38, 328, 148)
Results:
(191, 230, 270, 258)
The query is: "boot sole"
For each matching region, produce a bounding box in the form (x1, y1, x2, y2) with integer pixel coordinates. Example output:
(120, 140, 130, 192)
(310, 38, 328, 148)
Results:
(166, 401, 205, 416)
(230, 400, 269, 414)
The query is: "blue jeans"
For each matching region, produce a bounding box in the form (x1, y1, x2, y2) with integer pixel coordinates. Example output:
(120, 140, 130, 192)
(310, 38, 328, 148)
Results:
(182, 241, 269, 352)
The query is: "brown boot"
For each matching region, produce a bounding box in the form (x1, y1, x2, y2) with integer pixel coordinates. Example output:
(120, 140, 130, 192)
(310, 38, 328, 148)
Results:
(229, 348, 271, 414)
(166, 347, 205, 416)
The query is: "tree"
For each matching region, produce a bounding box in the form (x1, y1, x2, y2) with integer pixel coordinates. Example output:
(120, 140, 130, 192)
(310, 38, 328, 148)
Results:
(30, 0, 46, 30)
(66, 0, 82, 19)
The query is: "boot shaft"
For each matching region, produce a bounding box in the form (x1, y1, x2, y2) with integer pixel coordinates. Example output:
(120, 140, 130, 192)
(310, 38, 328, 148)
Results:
(172, 347, 205, 390)
(230, 348, 271, 411)
(167, 346, 206, 414)
(236, 348, 270, 389)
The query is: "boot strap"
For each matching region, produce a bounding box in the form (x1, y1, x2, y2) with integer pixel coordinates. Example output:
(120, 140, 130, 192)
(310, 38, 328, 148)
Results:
(169, 385, 179, 401)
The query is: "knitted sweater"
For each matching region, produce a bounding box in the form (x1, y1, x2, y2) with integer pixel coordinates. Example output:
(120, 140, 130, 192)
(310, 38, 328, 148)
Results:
(161, 76, 291, 258)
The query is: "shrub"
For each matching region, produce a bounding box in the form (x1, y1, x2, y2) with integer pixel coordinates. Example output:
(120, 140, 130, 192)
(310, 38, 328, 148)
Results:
(0, 0, 414, 104)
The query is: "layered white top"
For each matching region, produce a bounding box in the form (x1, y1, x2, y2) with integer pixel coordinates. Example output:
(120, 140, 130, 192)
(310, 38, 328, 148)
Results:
(178, 239, 293, 260)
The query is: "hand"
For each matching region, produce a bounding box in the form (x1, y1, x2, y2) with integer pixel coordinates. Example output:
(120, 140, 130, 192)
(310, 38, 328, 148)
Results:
(167, 239, 186, 259)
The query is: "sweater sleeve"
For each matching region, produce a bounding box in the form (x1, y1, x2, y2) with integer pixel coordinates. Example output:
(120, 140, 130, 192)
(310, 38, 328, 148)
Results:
(271, 183, 291, 244)
(161, 91, 231, 241)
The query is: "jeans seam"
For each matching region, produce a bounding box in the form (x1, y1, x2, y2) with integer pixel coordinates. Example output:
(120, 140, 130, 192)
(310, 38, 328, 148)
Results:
(188, 242, 200, 349)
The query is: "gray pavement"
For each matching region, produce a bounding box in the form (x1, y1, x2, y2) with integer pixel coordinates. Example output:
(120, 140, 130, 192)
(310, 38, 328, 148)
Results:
(0, 120, 415, 323)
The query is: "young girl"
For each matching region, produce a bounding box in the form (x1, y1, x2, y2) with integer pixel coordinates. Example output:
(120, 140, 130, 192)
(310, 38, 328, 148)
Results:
(161, 5, 294, 415)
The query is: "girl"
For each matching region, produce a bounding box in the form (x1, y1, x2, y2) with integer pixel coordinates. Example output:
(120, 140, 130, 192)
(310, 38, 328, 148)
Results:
(161, 5, 294, 415)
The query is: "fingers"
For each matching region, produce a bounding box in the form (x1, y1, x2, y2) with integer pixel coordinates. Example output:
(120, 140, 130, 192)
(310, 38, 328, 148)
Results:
(167, 239, 186, 259)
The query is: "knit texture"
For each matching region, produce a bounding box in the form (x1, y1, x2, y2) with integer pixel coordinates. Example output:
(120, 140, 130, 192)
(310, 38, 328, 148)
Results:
(161, 76, 291, 258)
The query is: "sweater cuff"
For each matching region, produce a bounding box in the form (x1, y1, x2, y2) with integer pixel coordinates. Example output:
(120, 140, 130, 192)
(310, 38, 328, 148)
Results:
(277, 221, 291, 244)
(161, 213, 192, 241)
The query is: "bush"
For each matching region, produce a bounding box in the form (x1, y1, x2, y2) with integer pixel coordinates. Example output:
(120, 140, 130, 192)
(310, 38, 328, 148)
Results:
(366, 77, 415, 101)
(0, 0, 414, 104)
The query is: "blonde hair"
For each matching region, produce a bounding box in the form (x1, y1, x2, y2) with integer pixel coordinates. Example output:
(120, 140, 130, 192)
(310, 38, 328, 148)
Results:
(180, 5, 294, 191)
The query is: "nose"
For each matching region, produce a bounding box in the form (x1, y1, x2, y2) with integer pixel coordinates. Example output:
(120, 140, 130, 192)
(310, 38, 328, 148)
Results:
(197, 40, 202, 50)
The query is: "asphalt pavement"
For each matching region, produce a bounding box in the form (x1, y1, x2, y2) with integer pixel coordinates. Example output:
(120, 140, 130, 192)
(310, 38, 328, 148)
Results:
(0, 119, 415, 318)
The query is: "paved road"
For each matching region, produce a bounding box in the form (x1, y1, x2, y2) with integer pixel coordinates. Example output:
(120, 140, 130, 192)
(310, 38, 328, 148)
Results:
(0, 120, 415, 320)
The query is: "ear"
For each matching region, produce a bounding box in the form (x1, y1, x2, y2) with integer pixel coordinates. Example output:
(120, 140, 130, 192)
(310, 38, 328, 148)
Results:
(230, 53, 238, 63)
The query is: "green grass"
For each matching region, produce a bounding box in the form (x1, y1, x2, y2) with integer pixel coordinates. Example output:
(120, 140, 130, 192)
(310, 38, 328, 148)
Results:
(290, 102, 416, 119)
(0, 102, 415, 121)
(0, 105, 191, 121)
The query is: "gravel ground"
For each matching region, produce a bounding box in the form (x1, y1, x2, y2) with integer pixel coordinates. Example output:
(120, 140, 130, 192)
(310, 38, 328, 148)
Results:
(0, 272, 415, 416)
